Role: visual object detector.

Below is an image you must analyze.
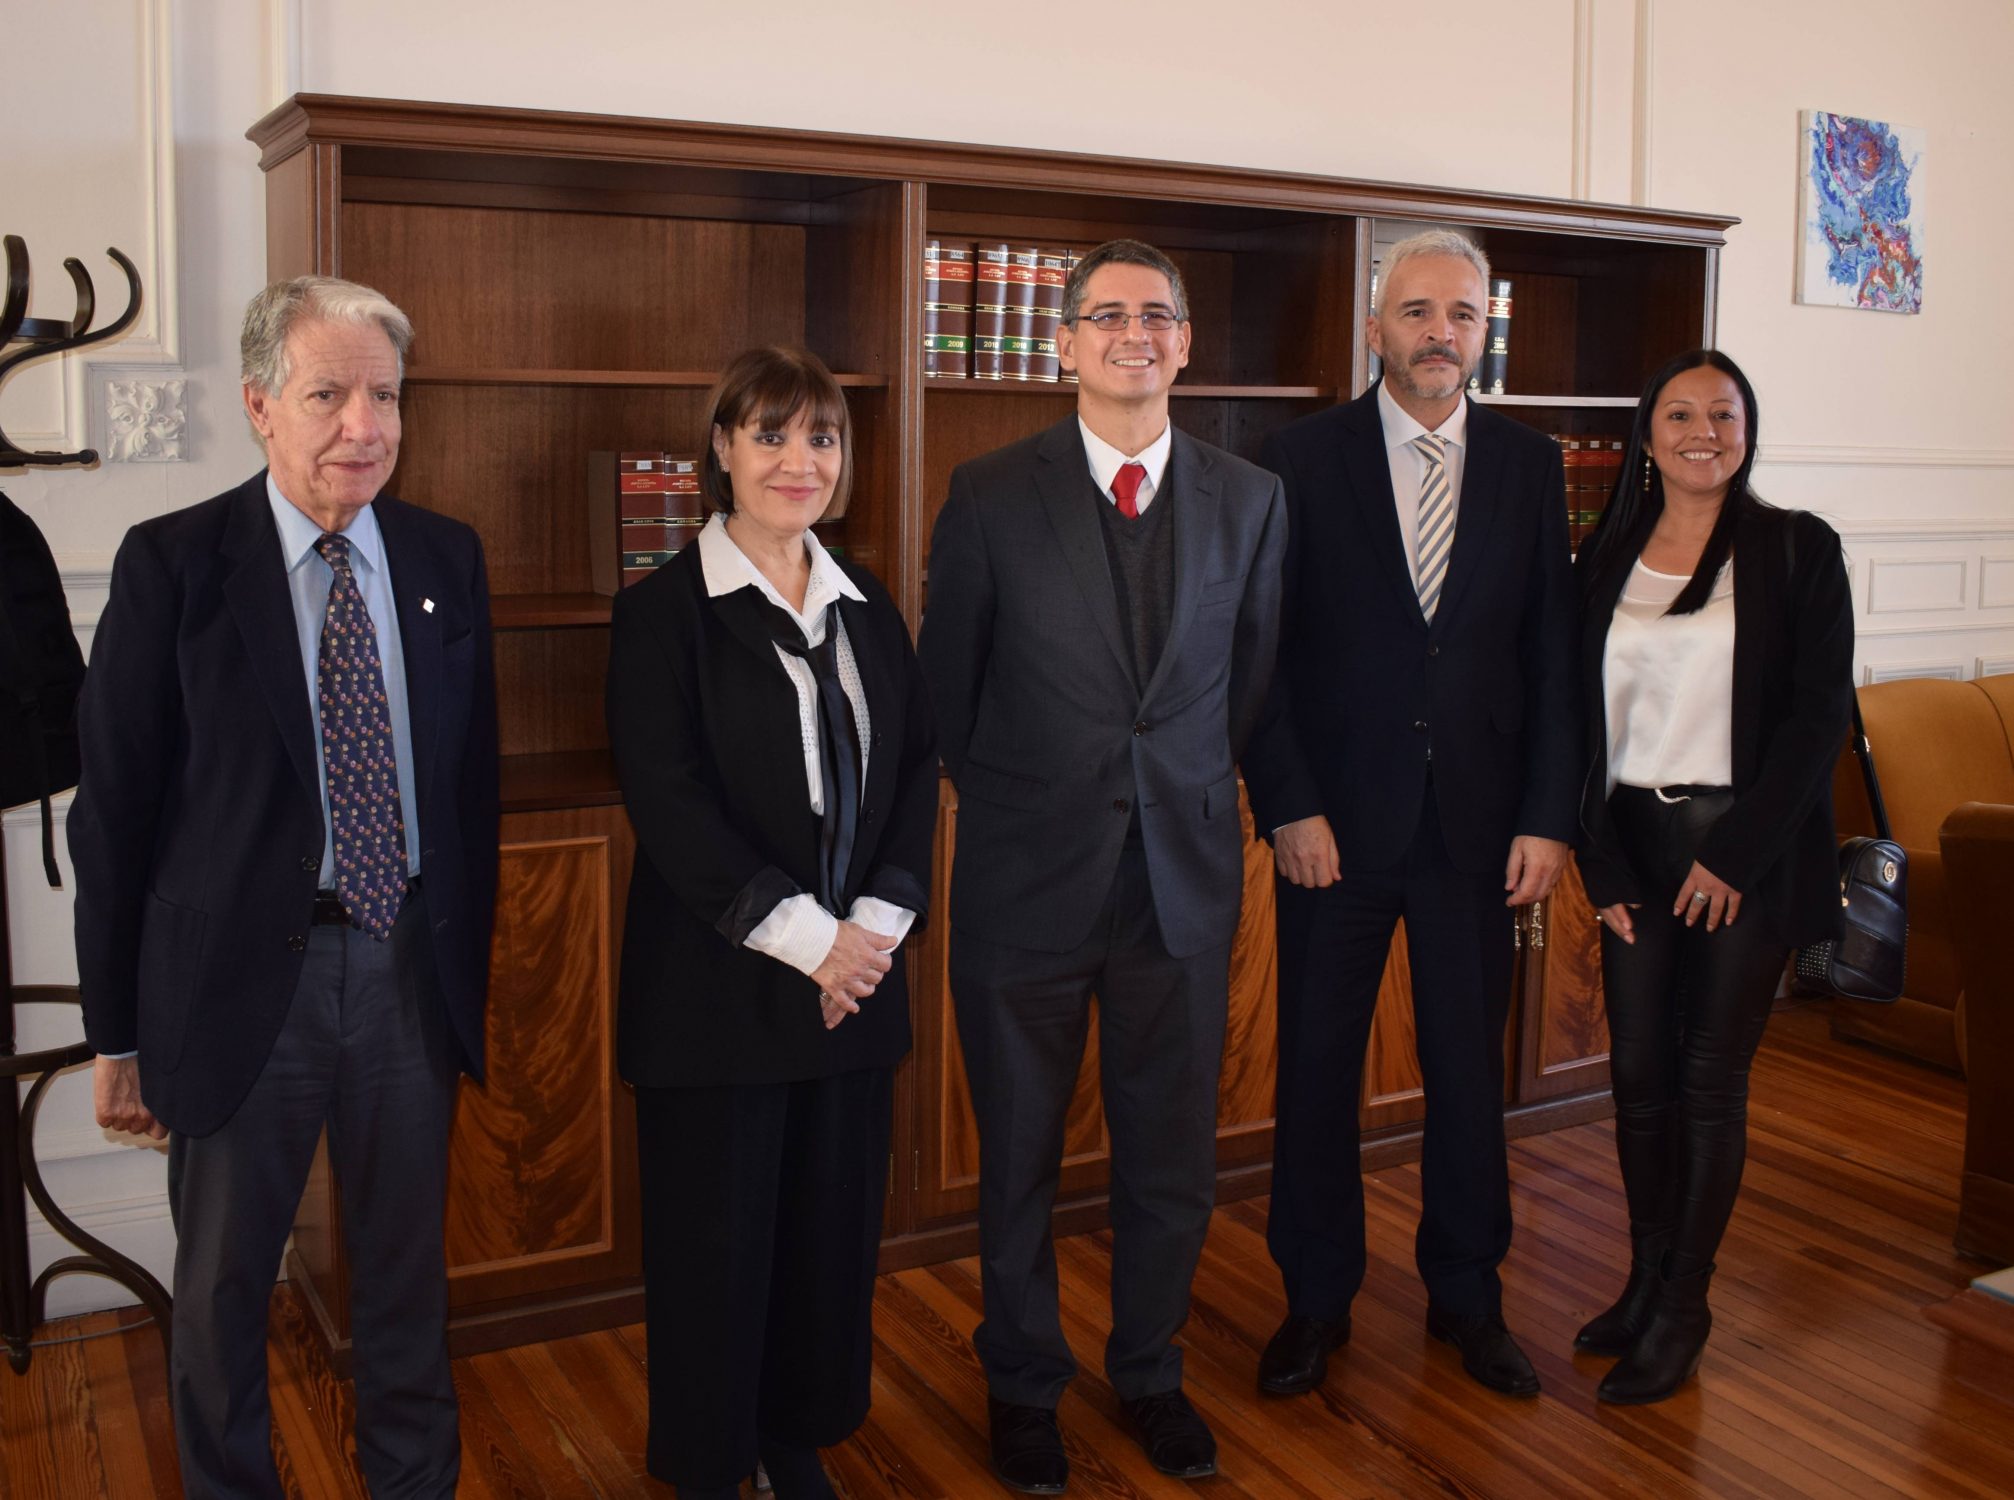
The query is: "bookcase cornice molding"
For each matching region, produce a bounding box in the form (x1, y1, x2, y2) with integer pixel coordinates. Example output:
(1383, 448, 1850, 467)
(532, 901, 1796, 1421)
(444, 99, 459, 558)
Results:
(247, 93, 1738, 247)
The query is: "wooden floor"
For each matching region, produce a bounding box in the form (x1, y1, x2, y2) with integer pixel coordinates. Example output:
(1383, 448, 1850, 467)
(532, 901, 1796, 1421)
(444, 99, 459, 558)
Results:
(6, 1003, 2013, 1499)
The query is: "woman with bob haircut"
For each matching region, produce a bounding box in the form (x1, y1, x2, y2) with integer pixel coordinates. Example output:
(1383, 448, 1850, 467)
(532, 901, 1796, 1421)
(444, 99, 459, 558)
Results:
(1571, 348, 1853, 1403)
(606, 345, 937, 1496)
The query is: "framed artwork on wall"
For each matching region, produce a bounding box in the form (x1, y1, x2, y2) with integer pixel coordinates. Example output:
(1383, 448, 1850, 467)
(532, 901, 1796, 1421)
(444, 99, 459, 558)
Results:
(1797, 109, 1925, 314)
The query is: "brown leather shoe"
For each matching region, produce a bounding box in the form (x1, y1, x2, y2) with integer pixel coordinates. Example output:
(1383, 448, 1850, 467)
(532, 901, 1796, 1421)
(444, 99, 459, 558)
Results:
(1257, 1312, 1352, 1395)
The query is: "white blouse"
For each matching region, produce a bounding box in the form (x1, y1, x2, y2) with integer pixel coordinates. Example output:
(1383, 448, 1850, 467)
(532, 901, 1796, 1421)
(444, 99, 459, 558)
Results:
(694, 514, 914, 976)
(1603, 558, 1736, 794)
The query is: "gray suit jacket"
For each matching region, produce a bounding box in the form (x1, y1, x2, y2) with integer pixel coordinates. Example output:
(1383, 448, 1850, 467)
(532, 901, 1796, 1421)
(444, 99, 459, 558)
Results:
(919, 417, 1286, 958)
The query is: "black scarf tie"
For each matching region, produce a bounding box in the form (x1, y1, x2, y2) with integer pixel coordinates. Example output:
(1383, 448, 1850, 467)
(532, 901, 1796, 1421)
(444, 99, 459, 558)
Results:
(767, 603, 863, 915)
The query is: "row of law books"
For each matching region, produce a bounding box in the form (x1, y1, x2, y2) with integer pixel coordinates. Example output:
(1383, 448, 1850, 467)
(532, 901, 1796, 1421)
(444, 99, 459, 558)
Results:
(1556, 433, 1624, 551)
(587, 450, 703, 591)
(923, 240, 1083, 383)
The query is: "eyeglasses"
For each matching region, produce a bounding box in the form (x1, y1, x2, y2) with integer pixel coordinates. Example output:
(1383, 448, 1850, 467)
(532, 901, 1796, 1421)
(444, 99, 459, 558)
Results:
(1069, 309, 1184, 332)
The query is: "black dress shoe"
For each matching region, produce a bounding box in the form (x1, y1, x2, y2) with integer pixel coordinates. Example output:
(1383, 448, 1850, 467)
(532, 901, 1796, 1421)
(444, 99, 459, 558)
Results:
(1257, 1312, 1352, 1394)
(988, 1396, 1068, 1494)
(1119, 1389, 1217, 1479)
(1425, 1307, 1541, 1397)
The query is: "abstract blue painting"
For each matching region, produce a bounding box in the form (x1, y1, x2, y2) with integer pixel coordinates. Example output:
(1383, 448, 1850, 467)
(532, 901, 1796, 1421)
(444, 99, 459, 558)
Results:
(1797, 110, 1925, 313)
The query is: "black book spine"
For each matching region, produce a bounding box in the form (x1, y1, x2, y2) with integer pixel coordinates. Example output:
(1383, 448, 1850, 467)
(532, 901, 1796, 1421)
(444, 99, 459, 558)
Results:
(1479, 277, 1512, 395)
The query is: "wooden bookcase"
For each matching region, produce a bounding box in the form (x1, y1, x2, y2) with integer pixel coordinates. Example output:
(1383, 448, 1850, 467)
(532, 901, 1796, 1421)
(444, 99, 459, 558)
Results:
(250, 93, 1735, 1361)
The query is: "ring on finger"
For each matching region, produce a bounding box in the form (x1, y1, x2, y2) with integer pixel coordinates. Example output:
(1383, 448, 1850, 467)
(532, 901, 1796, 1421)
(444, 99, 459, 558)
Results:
(1691, 891, 1709, 903)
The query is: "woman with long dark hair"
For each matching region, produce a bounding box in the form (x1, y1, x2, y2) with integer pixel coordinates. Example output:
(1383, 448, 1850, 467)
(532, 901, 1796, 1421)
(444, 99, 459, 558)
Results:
(1571, 349, 1854, 1403)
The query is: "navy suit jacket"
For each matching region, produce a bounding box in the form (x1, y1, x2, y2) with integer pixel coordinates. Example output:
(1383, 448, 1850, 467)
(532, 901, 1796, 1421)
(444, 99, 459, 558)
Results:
(1243, 384, 1579, 871)
(919, 417, 1286, 958)
(69, 472, 499, 1137)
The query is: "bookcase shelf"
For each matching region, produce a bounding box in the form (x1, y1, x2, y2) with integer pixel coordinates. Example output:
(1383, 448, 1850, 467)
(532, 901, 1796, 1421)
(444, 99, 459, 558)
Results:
(253, 92, 1735, 1360)
(1474, 394, 1641, 409)
(491, 592, 615, 629)
(924, 379, 1332, 400)
(407, 367, 889, 390)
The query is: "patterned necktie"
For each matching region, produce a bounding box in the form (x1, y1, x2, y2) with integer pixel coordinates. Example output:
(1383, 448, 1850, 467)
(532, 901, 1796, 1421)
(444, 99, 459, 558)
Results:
(1410, 433, 1454, 622)
(1111, 460, 1148, 519)
(314, 533, 408, 939)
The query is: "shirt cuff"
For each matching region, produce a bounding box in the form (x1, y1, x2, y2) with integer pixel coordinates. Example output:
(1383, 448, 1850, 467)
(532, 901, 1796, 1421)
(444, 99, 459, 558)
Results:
(847, 896, 916, 947)
(743, 893, 840, 978)
(99, 1050, 138, 1060)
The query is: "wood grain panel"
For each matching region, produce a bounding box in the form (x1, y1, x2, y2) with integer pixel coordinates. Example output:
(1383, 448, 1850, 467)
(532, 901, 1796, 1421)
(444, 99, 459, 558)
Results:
(492, 626, 610, 760)
(445, 835, 613, 1272)
(342, 202, 807, 371)
(1517, 859, 1611, 1103)
(1216, 788, 1278, 1164)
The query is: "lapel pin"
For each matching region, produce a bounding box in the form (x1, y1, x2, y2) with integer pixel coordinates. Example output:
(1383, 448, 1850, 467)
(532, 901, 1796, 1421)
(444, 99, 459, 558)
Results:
(422, 597, 435, 613)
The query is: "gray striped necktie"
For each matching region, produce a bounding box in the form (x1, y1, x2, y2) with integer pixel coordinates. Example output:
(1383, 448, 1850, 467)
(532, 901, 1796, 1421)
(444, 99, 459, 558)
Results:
(1410, 432, 1454, 622)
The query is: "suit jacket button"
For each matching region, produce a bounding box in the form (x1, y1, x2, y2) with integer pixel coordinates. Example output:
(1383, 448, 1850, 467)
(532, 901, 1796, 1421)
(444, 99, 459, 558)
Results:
(1113, 798, 1129, 813)
(1133, 721, 1149, 735)
(1413, 720, 1428, 732)
(300, 855, 318, 872)
(1426, 644, 1440, 658)
(287, 934, 307, 952)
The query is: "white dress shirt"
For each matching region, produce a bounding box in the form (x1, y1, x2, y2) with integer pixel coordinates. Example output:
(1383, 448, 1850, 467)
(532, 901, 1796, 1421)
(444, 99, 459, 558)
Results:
(694, 513, 915, 977)
(1377, 380, 1470, 588)
(1078, 417, 1173, 512)
(1603, 558, 1737, 794)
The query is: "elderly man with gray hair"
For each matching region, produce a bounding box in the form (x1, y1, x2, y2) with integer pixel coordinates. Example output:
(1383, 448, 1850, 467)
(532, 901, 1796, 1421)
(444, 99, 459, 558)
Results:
(70, 276, 498, 1497)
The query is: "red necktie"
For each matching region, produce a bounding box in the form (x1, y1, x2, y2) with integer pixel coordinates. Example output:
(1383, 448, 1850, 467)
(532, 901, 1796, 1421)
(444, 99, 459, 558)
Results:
(1111, 460, 1147, 519)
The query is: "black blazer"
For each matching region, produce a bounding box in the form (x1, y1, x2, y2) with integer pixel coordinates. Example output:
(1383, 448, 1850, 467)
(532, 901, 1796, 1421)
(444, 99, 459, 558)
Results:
(917, 418, 1286, 958)
(69, 472, 500, 1137)
(1242, 385, 1580, 870)
(607, 542, 935, 1088)
(1574, 504, 1855, 947)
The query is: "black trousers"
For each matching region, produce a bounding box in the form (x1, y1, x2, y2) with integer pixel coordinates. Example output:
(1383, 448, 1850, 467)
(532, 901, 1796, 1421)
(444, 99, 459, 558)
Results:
(633, 1066, 893, 1489)
(167, 886, 460, 1500)
(1600, 786, 1788, 1276)
(951, 842, 1230, 1408)
(1268, 779, 1517, 1320)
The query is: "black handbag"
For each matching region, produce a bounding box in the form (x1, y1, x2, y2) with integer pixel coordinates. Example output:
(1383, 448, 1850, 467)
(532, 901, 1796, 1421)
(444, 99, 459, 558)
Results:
(1792, 697, 1908, 1002)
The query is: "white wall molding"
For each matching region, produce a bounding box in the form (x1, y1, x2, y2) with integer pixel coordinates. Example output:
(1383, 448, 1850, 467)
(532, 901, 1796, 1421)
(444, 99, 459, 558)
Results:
(1835, 520, 2014, 543)
(26, 1185, 176, 1318)
(1571, 0, 1596, 199)
(1980, 656, 2014, 677)
(1758, 444, 2014, 469)
(1631, 0, 1656, 204)
(262, 0, 305, 113)
(14, 0, 184, 455)
(1857, 620, 2014, 641)
(1864, 659, 1968, 685)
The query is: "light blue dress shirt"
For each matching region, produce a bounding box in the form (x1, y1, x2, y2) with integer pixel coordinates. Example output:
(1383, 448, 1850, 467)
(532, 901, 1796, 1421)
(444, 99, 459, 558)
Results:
(267, 475, 423, 886)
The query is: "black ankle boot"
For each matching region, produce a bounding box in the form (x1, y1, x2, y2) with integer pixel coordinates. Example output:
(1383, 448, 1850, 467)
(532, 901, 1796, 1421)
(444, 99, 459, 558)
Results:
(1575, 1233, 1669, 1357)
(1597, 1261, 1713, 1404)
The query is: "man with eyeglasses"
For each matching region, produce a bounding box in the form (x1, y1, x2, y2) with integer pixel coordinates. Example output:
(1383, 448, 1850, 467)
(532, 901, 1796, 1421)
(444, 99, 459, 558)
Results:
(920, 238, 1285, 1494)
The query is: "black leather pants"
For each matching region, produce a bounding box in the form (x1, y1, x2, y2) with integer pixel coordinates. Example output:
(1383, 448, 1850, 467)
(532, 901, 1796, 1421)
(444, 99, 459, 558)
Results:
(1600, 786, 1789, 1277)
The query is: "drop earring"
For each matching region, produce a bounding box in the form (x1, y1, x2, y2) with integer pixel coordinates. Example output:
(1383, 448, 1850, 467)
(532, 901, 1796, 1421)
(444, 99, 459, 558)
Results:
(1643, 454, 1654, 492)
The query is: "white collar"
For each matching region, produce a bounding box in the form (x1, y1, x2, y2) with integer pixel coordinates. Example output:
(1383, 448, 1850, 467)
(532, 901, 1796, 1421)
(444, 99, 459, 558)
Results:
(696, 511, 863, 638)
(267, 471, 385, 576)
(1077, 416, 1173, 497)
(1377, 379, 1469, 453)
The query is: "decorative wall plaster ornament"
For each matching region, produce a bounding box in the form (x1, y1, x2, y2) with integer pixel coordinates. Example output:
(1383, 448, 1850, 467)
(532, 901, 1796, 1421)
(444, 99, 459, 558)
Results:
(104, 378, 187, 461)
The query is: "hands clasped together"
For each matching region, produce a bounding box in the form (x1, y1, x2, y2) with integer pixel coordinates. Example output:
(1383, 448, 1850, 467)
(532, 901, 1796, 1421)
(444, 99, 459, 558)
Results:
(810, 920, 901, 1030)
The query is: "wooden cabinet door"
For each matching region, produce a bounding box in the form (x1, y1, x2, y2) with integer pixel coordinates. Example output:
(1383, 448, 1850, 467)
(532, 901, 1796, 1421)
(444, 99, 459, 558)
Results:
(1515, 858, 1611, 1102)
(908, 782, 1282, 1227)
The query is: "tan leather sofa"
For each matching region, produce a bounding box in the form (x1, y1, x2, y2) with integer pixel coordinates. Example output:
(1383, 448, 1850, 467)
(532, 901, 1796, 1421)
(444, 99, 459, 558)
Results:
(1829, 674, 2014, 1073)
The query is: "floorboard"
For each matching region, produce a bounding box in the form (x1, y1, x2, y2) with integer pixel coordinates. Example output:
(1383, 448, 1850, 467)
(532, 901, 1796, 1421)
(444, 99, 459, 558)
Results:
(4, 1004, 2011, 1498)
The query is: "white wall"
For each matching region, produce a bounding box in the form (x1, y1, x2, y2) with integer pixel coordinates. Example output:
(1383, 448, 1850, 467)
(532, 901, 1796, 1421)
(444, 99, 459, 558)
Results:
(3, 0, 2008, 1311)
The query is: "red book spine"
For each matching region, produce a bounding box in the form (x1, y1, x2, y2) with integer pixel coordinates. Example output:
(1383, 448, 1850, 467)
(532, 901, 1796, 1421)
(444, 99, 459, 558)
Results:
(971, 243, 1011, 380)
(923, 238, 975, 379)
(1001, 245, 1042, 382)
